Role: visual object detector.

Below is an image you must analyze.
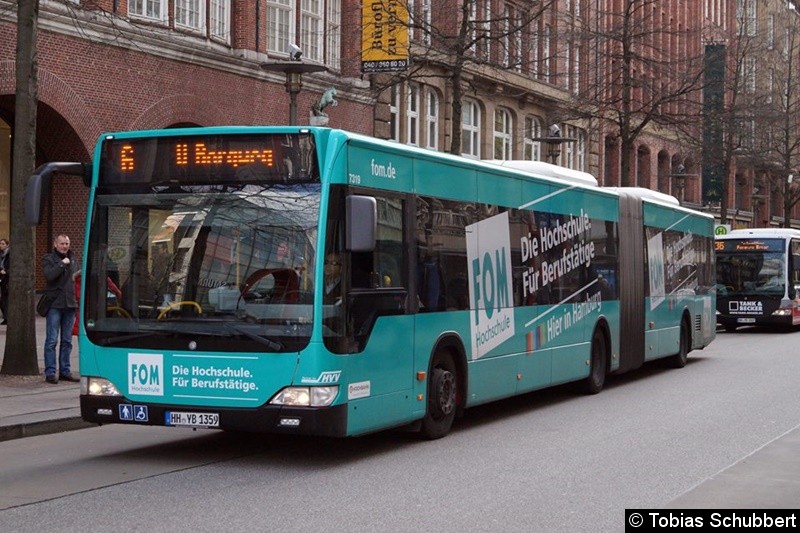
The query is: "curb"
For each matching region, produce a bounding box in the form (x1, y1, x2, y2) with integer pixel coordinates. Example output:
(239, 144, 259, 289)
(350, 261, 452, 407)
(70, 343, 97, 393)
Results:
(0, 416, 94, 443)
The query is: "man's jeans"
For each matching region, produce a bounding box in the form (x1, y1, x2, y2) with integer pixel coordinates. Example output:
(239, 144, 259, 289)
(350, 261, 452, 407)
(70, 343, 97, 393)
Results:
(44, 307, 76, 378)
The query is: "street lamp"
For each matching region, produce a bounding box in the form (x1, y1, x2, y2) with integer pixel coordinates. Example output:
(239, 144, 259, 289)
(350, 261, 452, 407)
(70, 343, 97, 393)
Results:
(260, 59, 327, 125)
(529, 124, 576, 165)
(783, 173, 799, 228)
(752, 183, 766, 228)
(670, 164, 697, 205)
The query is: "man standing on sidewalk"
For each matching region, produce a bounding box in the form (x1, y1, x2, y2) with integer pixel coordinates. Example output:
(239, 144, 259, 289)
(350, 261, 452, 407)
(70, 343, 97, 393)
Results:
(41, 234, 80, 384)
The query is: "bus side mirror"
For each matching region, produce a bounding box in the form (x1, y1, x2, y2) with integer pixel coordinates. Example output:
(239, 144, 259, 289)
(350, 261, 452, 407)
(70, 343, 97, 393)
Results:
(25, 162, 89, 226)
(345, 195, 376, 252)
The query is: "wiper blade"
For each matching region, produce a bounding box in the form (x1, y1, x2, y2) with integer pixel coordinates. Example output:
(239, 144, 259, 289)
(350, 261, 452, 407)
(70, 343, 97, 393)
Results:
(227, 324, 284, 351)
(98, 331, 163, 346)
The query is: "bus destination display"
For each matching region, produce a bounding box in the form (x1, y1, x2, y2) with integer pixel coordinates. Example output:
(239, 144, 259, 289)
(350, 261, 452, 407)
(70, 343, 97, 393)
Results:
(715, 238, 783, 253)
(100, 133, 318, 185)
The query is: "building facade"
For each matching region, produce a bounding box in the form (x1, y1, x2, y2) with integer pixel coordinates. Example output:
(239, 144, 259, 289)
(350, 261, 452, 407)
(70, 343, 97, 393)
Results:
(1, 0, 799, 275)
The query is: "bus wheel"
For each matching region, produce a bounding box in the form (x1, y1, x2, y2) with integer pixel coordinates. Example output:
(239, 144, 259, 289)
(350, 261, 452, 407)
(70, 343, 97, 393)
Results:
(585, 328, 607, 394)
(667, 319, 690, 368)
(420, 351, 458, 439)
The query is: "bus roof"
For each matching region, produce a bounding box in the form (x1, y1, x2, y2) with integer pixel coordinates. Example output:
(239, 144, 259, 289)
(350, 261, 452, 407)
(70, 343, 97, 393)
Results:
(482, 160, 598, 187)
(605, 187, 680, 206)
(717, 228, 800, 240)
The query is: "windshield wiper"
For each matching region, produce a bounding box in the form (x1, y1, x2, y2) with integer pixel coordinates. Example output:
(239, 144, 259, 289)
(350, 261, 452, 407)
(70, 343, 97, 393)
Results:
(226, 324, 284, 350)
(98, 331, 165, 346)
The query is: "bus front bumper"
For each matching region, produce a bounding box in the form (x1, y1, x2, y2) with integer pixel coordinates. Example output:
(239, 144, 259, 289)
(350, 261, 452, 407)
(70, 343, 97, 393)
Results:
(80, 395, 349, 437)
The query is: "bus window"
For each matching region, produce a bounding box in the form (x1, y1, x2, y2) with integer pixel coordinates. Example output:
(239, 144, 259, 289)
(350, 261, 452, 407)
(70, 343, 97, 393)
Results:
(416, 196, 472, 312)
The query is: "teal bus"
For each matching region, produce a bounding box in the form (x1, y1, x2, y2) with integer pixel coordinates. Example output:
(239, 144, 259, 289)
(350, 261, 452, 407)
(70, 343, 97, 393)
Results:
(25, 127, 716, 438)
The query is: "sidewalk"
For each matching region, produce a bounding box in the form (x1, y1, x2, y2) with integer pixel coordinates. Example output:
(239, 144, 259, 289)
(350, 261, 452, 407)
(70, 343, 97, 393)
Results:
(0, 316, 90, 442)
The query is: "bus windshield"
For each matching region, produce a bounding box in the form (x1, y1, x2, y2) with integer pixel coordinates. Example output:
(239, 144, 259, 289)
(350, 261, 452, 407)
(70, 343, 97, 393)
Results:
(83, 182, 320, 352)
(716, 248, 786, 297)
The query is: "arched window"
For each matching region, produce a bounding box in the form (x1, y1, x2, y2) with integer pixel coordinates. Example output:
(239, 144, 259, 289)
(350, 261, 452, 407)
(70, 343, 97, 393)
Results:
(389, 85, 400, 142)
(493, 108, 513, 160)
(461, 99, 481, 159)
(425, 88, 439, 150)
(524, 116, 542, 161)
(406, 83, 420, 146)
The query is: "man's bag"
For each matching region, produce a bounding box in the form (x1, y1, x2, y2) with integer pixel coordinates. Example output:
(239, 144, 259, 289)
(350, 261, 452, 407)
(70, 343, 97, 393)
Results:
(36, 292, 56, 317)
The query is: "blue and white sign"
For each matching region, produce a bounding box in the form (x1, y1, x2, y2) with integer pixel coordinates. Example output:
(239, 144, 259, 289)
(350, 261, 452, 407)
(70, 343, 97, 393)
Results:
(134, 405, 149, 422)
(119, 403, 134, 421)
(466, 211, 515, 360)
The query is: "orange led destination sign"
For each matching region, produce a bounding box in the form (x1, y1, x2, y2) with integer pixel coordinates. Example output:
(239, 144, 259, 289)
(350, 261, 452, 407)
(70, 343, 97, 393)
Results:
(716, 238, 783, 253)
(100, 133, 318, 185)
(734, 240, 770, 251)
(119, 142, 275, 172)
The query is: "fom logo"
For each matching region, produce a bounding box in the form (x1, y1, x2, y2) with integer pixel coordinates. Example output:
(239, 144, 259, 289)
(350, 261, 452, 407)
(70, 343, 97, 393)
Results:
(466, 212, 515, 360)
(128, 353, 164, 396)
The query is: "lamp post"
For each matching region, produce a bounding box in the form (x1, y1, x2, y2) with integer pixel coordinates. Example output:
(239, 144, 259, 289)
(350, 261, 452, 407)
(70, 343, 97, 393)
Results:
(783, 173, 798, 228)
(752, 183, 766, 228)
(529, 125, 576, 165)
(260, 60, 327, 125)
(669, 164, 695, 205)
(669, 162, 704, 206)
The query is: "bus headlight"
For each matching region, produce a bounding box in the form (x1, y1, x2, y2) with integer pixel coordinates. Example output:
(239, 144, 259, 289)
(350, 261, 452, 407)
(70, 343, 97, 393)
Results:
(84, 377, 122, 397)
(270, 386, 338, 407)
(772, 308, 793, 317)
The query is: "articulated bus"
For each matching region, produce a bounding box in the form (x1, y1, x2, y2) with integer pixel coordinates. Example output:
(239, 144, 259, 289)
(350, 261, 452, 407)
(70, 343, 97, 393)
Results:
(715, 228, 800, 332)
(26, 127, 716, 439)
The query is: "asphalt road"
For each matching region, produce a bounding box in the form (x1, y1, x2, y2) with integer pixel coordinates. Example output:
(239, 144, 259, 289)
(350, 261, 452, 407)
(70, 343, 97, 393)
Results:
(1, 328, 799, 532)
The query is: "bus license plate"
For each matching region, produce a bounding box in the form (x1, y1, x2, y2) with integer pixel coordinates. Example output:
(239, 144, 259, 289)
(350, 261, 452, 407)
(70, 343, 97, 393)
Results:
(737, 318, 756, 324)
(166, 411, 219, 427)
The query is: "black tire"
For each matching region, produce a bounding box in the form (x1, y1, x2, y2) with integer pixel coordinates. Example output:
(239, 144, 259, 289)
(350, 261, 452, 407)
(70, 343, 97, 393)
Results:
(667, 319, 690, 368)
(585, 328, 607, 394)
(420, 350, 458, 440)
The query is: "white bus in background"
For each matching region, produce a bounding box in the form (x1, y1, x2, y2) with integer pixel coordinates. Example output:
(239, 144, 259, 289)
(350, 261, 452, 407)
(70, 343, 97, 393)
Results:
(715, 228, 800, 332)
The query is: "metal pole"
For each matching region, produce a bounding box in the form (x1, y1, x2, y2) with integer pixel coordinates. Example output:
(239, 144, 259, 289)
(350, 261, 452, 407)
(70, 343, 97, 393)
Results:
(289, 88, 298, 125)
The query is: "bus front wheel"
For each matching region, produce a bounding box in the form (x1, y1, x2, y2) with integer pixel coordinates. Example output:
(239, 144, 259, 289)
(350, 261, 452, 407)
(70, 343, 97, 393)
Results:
(420, 351, 458, 440)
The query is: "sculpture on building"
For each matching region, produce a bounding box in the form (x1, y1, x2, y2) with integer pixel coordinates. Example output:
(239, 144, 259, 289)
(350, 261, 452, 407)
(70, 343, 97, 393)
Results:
(312, 88, 338, 118)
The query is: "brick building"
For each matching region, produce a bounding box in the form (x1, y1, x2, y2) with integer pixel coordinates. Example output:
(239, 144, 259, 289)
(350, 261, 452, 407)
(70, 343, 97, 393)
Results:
(1, 0, 799, 279)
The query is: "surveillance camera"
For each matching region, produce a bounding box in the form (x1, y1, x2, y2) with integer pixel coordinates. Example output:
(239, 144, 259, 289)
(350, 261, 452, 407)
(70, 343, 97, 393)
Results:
(548, 124, 561, 137)
(288, 43, 302, 61)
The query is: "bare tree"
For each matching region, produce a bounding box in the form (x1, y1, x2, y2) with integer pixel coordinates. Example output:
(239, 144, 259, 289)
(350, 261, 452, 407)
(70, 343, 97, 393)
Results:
(567, 0, 705, 187)
(698, 21, 755, 225)
(365, 0, 554, 155)
(745, 6, 800, 227)
(685, 1, 796, 227)
(1, 0, 40, 375)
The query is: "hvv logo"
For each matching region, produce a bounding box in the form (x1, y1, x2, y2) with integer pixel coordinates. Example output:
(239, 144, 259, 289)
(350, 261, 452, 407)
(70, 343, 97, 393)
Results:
(466, 212, 515, 360)
(128, 353, 164, 396)
(301, 371, 342, 384)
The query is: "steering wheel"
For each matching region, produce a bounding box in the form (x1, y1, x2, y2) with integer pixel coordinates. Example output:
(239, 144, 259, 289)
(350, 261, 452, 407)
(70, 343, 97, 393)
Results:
(157, 300, 203, 320)
(107, 305, 132, 319)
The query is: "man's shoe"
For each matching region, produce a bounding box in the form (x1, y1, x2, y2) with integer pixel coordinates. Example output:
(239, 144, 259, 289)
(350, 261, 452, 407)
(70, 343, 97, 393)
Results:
(1, 320, 6, 325)
(59, 373, 80, 382)
(45, 375, 58, 384)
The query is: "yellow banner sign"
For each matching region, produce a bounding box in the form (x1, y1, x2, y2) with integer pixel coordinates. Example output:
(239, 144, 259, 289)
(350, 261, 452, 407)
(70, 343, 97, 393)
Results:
(361, 1, 409, 73)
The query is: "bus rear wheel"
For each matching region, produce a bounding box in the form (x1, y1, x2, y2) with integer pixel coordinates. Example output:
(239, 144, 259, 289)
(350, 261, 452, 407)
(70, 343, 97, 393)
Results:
(585, 328, 607, 394)
(420, 351, 458, 440)
(667, 319, 690, 368)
